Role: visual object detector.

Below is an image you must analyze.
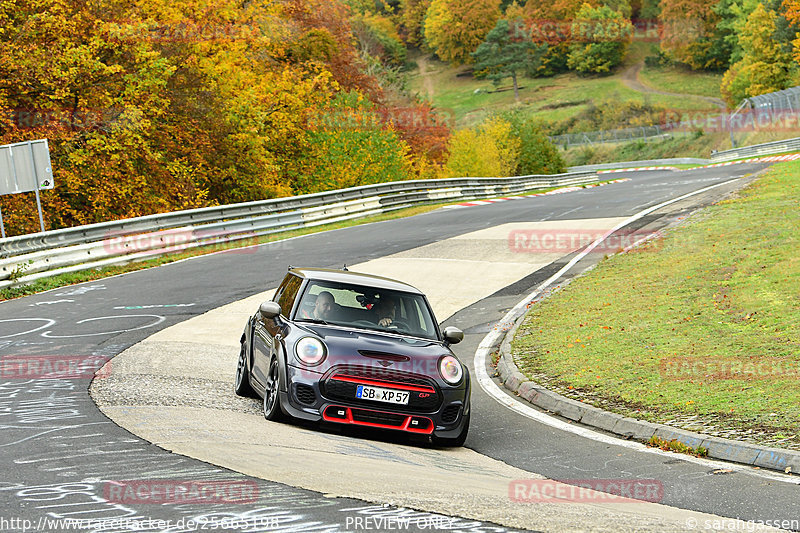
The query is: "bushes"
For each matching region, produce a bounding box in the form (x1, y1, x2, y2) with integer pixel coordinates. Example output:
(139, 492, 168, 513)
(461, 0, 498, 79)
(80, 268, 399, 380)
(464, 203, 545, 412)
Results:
(566, 4, 633, 74)
(443, 117, 519, 177)
(351, 13, 407, 65)
(294, 92, 413, 193)
(443, 114, 565, 177)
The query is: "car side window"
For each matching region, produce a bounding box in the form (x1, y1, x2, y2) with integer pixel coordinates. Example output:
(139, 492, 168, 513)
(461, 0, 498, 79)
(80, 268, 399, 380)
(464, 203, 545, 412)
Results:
(274, 275, 302, 317)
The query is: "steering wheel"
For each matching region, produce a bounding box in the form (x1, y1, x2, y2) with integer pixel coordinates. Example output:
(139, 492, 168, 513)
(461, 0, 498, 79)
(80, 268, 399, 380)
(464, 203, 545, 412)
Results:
(387, 320, 410, 331)
(352, 320, 375, 328)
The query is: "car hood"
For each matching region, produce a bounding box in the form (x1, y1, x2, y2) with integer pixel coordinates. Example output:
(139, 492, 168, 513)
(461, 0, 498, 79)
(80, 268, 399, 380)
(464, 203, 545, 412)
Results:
(290, 323, 454, 375)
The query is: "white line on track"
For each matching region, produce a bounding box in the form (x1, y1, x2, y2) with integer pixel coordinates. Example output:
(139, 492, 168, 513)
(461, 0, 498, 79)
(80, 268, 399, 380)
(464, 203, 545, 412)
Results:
(473, 177, 800, 485)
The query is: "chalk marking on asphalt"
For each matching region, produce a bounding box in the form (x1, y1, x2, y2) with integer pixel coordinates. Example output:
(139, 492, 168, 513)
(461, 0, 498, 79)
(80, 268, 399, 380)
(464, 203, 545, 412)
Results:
(41, 315, 166, 338)
(473, 177, 800, 485)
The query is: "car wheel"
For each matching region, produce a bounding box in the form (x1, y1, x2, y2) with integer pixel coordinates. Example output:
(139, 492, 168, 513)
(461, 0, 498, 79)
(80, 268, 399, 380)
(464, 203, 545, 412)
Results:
(432, 412, 469, 447)
(262, 355, 283, 421)
(234, 341, 256, 398)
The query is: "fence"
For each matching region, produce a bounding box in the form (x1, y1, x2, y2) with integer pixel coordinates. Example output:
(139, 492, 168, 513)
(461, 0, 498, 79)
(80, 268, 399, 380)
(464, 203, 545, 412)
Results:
(549, 125, 692, 148)
(0, 171, 598, 289)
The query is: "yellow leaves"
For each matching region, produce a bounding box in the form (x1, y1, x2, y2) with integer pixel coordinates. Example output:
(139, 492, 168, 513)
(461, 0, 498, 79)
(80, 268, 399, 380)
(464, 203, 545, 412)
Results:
(443, 117, 519, 178)
(424, 0, 501, 65)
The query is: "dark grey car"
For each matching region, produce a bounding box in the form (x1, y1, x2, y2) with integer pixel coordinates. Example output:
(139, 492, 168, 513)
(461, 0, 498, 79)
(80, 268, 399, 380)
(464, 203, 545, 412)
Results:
(235, 267, 470, 446)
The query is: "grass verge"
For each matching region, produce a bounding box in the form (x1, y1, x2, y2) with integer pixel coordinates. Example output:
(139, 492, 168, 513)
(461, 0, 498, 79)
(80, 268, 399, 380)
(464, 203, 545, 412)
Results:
(511, 161, 800, 448)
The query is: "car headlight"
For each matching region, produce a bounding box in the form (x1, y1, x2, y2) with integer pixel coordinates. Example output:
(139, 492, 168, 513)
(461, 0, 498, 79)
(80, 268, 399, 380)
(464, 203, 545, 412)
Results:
(439, 355, 463, 385)
(295, 337, 327, 366)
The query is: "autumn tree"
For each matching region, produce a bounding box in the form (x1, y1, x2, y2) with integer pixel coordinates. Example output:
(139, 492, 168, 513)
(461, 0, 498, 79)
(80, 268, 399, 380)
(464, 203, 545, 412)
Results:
(658, 0, 725, 69)
(781, 0, 800, 63)
(472, 18, 546, 100)
(399, 0, 432, 46)
(567, 3, 633, 73)
(720, 3, 793, 105)
(502, 111, 566, 174)
(443, 117, 520, 177)
(424, 0, 502, 64)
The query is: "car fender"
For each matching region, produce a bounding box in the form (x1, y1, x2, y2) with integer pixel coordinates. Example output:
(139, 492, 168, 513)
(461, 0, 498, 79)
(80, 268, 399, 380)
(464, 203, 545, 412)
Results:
(275, 334, 290, 394)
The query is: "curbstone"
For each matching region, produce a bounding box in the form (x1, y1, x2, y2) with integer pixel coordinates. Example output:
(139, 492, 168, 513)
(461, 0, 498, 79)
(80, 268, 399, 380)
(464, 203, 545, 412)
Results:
(700, 437, 763, 466)
(524, 386, 561, 413)
(753, 448, 800, 472)
(579, 406, 624, 433)
(654, 426, 709, 450)
(495, 357, 511, 380)
(504, 371, 527, 391)
(612, 417, 659, 441)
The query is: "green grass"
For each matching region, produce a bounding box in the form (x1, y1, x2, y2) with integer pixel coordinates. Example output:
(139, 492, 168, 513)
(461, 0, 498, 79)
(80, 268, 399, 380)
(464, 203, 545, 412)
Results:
(639, 65, 723, 100)
(562, 129, 800, 166)
(563, 133, 728, 165)
(511, 160, 800, 444)
(408, 52, 719, 129)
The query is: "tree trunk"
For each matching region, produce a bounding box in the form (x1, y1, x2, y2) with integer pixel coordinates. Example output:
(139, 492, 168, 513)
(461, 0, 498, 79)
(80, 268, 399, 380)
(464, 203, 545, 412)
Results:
(512, 71, 519, 102)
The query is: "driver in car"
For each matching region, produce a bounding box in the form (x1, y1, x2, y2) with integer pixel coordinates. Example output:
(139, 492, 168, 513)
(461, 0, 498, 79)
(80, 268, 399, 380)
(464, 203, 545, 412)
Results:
(374, 295, 397, 327)
(300, 291, 335, 321)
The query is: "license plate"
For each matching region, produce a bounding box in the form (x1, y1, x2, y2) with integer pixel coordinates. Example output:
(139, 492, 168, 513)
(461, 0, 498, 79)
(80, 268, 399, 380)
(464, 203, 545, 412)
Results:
(356, 385, 410, 405)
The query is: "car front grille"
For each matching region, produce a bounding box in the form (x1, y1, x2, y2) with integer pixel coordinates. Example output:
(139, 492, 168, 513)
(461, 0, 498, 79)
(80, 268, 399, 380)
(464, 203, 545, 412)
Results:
(322, 405, 434, 434)
(329, 364, 434, 387)
(351, 409, 406, 427)
(322, 365, 442, 412)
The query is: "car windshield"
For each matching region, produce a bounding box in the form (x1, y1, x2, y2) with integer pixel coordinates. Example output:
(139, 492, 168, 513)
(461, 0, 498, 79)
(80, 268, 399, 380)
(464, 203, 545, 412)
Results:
(294, 280, 439, 341)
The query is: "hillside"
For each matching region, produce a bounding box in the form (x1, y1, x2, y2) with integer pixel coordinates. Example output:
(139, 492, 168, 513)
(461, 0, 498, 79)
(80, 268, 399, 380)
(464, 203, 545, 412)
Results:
(408, 43, 723, 129)
(407, 39, 800, 164)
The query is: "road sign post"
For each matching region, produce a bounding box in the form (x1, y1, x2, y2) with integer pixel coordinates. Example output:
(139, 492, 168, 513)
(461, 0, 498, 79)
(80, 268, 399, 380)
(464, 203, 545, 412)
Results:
(0, 139, 54, 236)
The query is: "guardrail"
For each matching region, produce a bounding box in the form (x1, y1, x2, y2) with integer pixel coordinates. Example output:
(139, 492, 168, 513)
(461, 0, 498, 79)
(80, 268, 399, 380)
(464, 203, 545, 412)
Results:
(569, 158, 711, 172)
(0, 171, 598, 289)
(710, 136, 800, 162)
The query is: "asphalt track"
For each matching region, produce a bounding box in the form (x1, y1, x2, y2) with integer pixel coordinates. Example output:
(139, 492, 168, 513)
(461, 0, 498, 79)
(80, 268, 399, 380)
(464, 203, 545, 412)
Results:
(2, 162, 799, 532)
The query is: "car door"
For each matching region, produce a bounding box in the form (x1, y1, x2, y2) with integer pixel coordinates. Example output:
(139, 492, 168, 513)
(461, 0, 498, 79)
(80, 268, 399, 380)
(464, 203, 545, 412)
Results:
(252, 274, 302, 389)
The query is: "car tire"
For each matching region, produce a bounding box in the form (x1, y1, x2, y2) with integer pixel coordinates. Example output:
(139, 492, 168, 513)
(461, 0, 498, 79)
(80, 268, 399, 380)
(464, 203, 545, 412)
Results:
(234, 341, 256, 398)
(432, 412, 469, 447)
(262, 355, 284, 421)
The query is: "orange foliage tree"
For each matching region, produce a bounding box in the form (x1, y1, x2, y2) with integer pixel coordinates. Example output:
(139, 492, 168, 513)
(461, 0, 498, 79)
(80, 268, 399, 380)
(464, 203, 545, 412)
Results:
(0, 0, 449, 236)
(424, 0, 502, 64)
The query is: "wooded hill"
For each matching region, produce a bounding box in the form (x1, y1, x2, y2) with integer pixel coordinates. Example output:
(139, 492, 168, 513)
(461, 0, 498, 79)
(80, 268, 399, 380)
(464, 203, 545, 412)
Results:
(0, 0, 451, 235)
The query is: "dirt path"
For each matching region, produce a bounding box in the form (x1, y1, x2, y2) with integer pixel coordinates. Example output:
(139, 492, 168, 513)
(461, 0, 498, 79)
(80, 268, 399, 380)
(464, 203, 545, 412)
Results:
(621, 62, 726, 109)
(417, 55, 435, 99)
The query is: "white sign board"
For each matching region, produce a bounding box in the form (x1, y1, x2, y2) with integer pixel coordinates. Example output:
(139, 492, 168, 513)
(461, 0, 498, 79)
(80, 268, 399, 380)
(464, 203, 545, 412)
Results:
(0, 139, 54, 196)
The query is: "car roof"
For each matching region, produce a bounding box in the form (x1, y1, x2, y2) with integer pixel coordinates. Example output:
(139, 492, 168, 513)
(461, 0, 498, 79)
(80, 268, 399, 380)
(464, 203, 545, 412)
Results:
(289, 267, 424, 294)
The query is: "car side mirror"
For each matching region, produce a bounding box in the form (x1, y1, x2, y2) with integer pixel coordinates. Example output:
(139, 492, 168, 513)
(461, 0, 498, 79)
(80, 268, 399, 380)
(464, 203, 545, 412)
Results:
(259, 301, 281, 320)
(442, 326, 464, 345)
